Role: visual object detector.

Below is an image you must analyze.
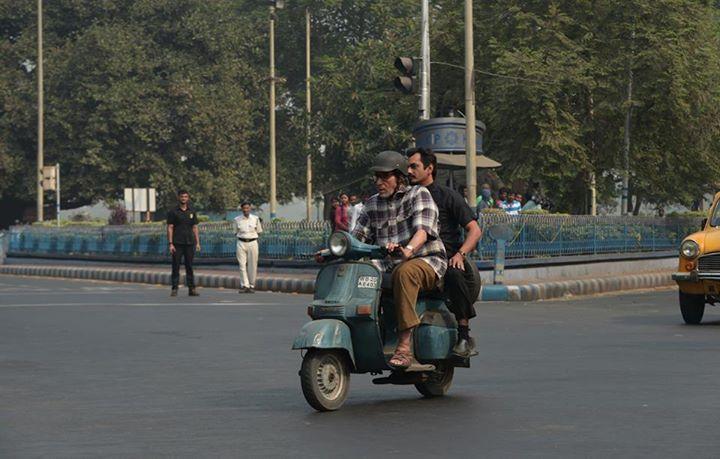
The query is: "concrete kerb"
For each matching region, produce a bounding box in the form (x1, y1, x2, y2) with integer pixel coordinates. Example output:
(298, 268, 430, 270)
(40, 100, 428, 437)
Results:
(0, 264, 315, 295)
(1, 264, 672, 300)
(480, 271, 675, 302)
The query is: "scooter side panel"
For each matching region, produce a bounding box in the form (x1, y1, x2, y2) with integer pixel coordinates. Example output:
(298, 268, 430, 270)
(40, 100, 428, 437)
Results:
(415, 324, 456, 360)
(292, 319, 356, 367)
(414, 298, 457, 360)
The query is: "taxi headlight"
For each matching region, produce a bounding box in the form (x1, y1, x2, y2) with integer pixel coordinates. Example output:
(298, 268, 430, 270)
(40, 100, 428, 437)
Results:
(680, 240, 700, 259)
(329, 232, 349, 257)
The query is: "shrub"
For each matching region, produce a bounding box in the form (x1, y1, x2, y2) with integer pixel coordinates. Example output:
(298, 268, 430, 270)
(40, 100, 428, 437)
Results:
(72, 212, 91, 222)
(479, 208, 505, 214)
(108, 203, 128, 225)
(666, 210, 709, 218)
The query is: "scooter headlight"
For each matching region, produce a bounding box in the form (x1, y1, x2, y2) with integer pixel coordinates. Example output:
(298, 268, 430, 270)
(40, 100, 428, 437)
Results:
(329, 232, 349, 257)
(680, 240, 700, 259)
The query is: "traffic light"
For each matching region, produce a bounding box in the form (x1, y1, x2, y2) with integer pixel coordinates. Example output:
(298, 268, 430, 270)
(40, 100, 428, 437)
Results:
(394, 56, 417, 94)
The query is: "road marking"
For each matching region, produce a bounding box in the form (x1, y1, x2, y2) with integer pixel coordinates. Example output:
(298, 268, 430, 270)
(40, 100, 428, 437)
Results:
(0, 302, 289, 308)
(0, 290, 154, 296)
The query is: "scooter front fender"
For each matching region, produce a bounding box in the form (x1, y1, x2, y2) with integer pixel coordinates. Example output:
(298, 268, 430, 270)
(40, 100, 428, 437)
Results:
(292, 319, 355, 368)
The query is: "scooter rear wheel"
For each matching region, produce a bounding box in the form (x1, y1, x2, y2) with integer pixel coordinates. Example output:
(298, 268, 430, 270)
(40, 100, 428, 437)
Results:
(300, 349, 351, 411)
(415, 362, 454, 398)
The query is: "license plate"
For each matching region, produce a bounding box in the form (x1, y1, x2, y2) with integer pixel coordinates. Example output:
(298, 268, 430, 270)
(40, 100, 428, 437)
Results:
(704, 281, 720, 294)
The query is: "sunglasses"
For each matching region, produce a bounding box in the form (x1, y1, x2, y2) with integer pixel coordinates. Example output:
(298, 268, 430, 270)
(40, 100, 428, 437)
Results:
(372, 172, 395, 182)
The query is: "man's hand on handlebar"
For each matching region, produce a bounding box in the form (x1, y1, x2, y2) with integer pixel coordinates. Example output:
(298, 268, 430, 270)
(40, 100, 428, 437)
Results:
(314, 249, 331, 264)
(385, 242, 412, 261)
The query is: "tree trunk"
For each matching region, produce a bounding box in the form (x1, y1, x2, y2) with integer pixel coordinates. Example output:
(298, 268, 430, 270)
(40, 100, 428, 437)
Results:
(633, 195, 642, 216)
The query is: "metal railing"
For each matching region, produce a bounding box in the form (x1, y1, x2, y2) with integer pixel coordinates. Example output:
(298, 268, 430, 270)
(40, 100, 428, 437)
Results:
(476, 214, 700, 260)
(7, 221, 330, 260)
(6, 215, 700, 261)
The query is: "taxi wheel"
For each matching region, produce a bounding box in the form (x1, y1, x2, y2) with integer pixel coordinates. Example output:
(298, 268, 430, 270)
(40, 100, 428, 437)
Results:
(300, 349, 350, 412)
(415, 362, 454, 398)
(679, 291, 705, 325)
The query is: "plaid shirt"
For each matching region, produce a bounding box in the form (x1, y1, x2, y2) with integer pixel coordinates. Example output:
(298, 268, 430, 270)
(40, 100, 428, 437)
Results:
(352, 185, 447, 279)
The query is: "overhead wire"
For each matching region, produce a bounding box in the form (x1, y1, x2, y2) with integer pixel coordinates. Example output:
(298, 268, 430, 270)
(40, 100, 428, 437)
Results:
(431, 60, 559, 85)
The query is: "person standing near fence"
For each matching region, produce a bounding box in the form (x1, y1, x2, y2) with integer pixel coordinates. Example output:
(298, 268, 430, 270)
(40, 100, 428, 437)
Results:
(167, 190, 200, 297)
(334, 193, 350, 231)
(234, 202, 262, 293)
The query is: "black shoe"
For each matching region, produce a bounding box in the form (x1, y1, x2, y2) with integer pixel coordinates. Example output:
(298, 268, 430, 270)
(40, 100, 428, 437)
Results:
(170, 289, 178, 297)
(239, 288, 247, 294)
(452, 337, 478, 357)
(247, 287, 255, 294)
(188, 288, 199, 297)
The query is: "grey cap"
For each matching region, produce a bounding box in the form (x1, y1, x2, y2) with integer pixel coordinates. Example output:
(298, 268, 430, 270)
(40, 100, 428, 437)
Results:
(369, 150, 408, 176)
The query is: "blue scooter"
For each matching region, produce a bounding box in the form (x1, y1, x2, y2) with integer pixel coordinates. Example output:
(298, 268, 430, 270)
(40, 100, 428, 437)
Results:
(293, 231, 471, 411)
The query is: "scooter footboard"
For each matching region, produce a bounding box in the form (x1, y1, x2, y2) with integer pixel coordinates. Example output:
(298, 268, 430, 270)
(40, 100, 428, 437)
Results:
(292, 319, 356, 368)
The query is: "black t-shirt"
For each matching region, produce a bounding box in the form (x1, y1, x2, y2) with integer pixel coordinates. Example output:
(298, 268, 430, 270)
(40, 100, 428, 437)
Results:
(166, 206, 199, 245)
(425, 182, 475, 256)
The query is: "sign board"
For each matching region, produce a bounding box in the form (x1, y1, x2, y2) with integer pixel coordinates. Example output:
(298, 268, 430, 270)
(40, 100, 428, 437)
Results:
(123, 188, 157, 212)
(412, 117, 486, 153)
(42, 165, 57, 191)
(42, 165, 56, 179)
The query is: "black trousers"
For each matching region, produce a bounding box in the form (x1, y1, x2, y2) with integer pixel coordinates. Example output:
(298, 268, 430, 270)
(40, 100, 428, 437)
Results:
(171, 244, 195, 289)
(444, 257, 481, 321)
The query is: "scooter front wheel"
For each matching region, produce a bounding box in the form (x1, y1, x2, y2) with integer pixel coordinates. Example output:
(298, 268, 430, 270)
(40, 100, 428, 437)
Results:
(300, 349, 351, 411)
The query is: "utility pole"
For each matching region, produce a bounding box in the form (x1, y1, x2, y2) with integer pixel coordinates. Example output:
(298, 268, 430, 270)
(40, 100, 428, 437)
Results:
(589, 94, 597, 216)
(464, 0, 477, 205)
(621, 30, 634, 216)
(621, 69, 633, 216)
(55, 164, 60, 226)
(305, 7, 312, 221)
(419, 0, 430, 120)
(268, 2, 279, 220)
(36, 0, 44, 222)
(590, 172, 597, 216)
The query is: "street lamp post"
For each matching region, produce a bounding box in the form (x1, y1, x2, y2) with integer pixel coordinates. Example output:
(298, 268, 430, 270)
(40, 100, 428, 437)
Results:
(464, 0, 477, 206)
(269, 1, 283, 220)
(36, 0, 44, 222)
(305, 7, 312, 221)
(419, 0, 430, 121)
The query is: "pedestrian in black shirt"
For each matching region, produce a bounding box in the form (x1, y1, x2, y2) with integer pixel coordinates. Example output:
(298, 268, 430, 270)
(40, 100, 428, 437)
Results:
(407, 148, 483, 357)
(166, 190, 201, 297)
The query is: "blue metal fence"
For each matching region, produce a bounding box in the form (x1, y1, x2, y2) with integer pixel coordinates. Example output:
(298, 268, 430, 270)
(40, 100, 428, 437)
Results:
(475, 214, 700, 260)
(7, 215, 701, 261)
(8, 221, 331, 260)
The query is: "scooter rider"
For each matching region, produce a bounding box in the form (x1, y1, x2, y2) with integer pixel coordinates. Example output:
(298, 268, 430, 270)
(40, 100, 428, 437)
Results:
(406, 148, 483, 357)
(351, 150, 447, 370)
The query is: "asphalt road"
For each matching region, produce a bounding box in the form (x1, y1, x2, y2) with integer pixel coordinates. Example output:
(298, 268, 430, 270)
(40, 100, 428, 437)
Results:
(1, 276, 720, 458)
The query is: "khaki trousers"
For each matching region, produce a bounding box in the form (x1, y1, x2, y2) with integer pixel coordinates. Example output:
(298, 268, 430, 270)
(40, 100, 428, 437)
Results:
(391, 258, 438, 331)
(236, 240, 259, 288)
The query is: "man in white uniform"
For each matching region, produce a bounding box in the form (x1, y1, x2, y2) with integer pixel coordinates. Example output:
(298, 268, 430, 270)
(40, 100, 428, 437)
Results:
(348, 194, 364, 232)
(234, 202, 263, 293)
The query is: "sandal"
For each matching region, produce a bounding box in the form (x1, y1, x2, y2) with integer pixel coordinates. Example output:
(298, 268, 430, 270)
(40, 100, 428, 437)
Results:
(388, 350, 415, 370)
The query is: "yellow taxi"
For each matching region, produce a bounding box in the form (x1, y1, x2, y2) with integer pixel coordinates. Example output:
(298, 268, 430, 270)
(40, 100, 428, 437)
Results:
(673, 192, 720, 324)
